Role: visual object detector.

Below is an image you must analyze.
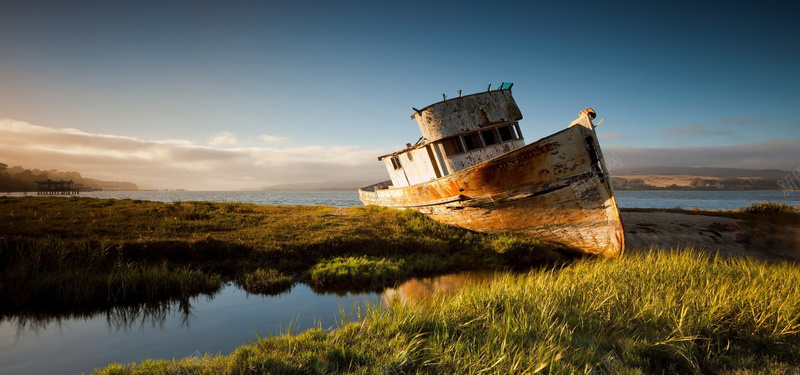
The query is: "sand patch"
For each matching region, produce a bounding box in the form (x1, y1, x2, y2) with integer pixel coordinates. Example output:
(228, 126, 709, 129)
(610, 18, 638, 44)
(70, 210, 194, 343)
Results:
(621, 211, 799, 261)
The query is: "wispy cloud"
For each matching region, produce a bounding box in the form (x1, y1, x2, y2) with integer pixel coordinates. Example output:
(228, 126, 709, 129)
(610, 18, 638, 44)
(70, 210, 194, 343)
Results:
(260, 134, 290, 143)
(0, 119, 386, 190)
(606, 139, 800, 171)
(656, 123, 734, 137)
(208, 131, 238, 146)
(656, 116, 780, 139)
(598, 131, 624, 140)
(715, 116, 768, 126)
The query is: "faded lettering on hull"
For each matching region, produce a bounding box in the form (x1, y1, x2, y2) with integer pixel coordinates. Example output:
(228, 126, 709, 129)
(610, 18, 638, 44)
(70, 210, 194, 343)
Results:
(490, 142, 560, 171)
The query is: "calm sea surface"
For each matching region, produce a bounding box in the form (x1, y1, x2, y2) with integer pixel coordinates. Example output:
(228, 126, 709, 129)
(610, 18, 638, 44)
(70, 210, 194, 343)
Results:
(1, 285, 382, 375)
(24, 189, 800, 210)
(615, 190, 799, 210)
(2, 189, 799, 374)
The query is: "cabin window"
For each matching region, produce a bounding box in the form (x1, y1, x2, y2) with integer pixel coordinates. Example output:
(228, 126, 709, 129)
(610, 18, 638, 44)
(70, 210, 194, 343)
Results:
(463, 132, 482, 151)
(481, 129, 498, 146)
(441, 137, 464, 156)
(497, 125, 515, 141)
(391, 156, 402, 170)
(515, 123, 523, 139)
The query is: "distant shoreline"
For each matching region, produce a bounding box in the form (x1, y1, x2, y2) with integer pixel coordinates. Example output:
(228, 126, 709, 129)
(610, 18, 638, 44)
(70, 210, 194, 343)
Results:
(612, 187, 791, 192)
(3, 188, 798, 194)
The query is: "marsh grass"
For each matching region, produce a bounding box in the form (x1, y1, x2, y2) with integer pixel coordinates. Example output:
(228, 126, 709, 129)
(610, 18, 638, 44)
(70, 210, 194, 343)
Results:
(0, 237, 220, 313)
(743, 201, 799, 214)
(94, 249, 800, 374)
(236, 268, 294, 295)
(0, 197, 561, 313)
(308, 256, 409, 290)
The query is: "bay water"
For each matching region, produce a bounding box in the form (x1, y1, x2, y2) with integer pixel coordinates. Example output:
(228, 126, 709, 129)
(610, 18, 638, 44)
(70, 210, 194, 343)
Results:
(38, 189, 800, 210)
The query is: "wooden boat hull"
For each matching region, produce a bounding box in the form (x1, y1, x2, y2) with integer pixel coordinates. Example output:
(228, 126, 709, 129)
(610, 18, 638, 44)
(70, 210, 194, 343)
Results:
(359, 124, 625, 257)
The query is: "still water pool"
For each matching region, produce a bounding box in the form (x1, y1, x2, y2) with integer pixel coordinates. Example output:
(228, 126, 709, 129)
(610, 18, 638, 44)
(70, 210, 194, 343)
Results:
(0, 271, 494, 375)
(0, 284, 381, 375)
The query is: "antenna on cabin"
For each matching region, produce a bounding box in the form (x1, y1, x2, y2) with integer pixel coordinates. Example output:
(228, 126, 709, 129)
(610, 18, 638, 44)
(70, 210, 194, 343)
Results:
(487, 83, 492, 91)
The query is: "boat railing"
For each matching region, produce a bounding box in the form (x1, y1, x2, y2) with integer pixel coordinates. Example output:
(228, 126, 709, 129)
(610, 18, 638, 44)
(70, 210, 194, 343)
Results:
(359, 180, 392, 193)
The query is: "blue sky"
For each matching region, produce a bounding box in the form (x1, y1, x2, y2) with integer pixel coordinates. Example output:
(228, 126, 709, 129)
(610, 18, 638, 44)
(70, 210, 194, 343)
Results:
(1, 1, 798, 189)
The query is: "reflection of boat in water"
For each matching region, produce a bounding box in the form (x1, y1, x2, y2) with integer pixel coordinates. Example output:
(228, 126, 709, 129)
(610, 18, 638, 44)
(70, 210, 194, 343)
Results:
(383, 271, 495, 305)
(359, 84, 624, 257)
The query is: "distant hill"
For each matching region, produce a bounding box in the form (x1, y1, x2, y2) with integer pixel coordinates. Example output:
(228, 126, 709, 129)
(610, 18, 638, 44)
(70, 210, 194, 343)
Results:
(0, 163, 139, 191)
(610, 167, 790, 191)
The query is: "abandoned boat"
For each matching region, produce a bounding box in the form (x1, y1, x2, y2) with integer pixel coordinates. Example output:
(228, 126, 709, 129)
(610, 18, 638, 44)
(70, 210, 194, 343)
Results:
(358, 84, 624, 257)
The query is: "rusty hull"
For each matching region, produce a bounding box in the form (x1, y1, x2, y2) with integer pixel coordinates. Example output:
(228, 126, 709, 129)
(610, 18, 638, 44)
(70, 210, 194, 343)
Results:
(359, 123, 625, 258)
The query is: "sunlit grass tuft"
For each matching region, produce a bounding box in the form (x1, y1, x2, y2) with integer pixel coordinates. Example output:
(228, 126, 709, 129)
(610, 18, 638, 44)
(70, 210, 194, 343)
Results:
(743, 201, 798, 214)
(236, 268, 293, 295)
(309, 256, 408, 290)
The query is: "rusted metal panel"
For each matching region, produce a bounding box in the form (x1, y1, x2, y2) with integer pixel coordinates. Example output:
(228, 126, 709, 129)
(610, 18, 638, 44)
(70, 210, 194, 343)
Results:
(412, 90, 522, 141)
(447, 139, 525, 172)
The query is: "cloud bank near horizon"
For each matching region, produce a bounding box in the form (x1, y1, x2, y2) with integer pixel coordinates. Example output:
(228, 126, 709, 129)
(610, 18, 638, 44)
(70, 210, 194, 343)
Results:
(1, 118, 797, 190)
(605, 139, 799, 171)
(0, 119, 388, 190)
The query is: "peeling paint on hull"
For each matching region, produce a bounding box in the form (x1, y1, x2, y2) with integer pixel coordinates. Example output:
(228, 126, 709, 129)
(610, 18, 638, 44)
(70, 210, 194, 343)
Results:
(359, 124, 625, 258)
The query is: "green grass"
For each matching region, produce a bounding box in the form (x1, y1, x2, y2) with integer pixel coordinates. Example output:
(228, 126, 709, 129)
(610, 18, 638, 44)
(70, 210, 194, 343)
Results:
(236, 268, 294, 295)
(0, 237, 221, 313)
(743, 201, 799, 214)
(93, 249, 800, 374)
(308, 256, 409, 290)
(0, 197, 566, 315)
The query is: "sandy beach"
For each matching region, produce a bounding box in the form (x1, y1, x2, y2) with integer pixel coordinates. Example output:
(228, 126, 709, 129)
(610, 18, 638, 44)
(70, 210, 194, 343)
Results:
(622, 211, 800, 261)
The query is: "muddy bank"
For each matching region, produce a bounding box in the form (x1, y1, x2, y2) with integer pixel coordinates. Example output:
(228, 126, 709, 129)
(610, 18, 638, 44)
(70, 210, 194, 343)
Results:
(621, 211, 800, 261)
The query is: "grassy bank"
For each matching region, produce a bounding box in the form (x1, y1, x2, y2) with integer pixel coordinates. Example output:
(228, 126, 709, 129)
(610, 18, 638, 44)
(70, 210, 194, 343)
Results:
(5, 197, 800, 373)
(95, 249, 800, 374)
(0, 197, 563, 315)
